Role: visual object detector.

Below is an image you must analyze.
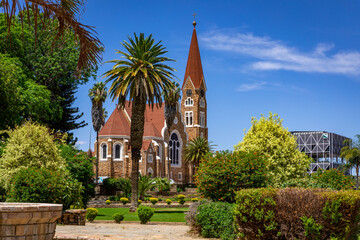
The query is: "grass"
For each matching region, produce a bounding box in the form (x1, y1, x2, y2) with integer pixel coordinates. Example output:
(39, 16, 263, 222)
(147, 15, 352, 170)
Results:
(95, 207, 188, 222)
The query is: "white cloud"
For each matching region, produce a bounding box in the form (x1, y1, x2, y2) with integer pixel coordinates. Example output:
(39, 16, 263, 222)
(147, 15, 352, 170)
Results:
(201, 30, 360, 75)
(77, 141, 86, 145)
(237, 81, 266, 92)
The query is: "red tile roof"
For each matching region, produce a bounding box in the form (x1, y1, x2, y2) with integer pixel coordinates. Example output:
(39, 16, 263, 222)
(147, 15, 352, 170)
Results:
(99, 102, 165, 139)
(182, 27, 204, 89)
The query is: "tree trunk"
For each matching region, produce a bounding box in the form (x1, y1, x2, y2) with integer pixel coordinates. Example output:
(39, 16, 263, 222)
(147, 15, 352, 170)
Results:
(96, 132, 99, 184)
(129, 97, 146, 212)
(167, 129, 171, 179)
(356, 166, 359, 190)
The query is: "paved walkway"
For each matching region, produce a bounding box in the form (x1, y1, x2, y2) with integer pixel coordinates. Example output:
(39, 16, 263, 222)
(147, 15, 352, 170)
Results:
(54, 222, 205, 240)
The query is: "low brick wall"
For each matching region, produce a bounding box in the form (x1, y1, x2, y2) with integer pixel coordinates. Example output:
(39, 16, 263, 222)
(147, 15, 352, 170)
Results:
(57, 209, 87, 225)
(0, 202, 62, 240)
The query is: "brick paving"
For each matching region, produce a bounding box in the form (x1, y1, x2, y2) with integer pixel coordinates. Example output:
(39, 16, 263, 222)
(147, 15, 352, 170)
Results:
(54, 222, 206, 240)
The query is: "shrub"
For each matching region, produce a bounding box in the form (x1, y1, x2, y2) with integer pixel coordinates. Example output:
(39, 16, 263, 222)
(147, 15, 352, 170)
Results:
(137, 206, 154, 224)
(103, 177, 131, 198)
(166, 199, 172, 205)
(138, 199, 142, 205)
(191, 198, 199, 202)
(144, 197, 150, 202)
(86, 208, 98, 222)
(112, 212, 125, 223)
(58, 144, 95, 207)
(108, 196, 116, 201)
(0, 122, 66, 189)
(150, 197, 158, 205)
(196, 201, 236, 240)
(281, 170, 355, 191)
(7, 167, 83, 209)
(177, 194, 186, 200)
(178, 199, 186, 205)
(106, 200, 111, 205)
(120, 197, 129, 205)
(195, 150, 269, 202)
(185, 201, 203, 233)
(234, 188, 360, 239)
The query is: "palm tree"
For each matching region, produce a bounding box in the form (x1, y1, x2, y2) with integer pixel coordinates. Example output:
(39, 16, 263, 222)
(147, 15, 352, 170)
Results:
(138, 174, 157, 200)
(163, 83, 180, 179)
(1, 0, 102, 72)
(341, 135, 360, 190)
(103, 33, 176, 211)
(88, 82, 107, 184)
(184, 137, 215, 169)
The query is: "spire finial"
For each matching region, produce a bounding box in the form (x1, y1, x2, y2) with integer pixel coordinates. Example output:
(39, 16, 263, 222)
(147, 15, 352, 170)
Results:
(192, 12, 197, 27)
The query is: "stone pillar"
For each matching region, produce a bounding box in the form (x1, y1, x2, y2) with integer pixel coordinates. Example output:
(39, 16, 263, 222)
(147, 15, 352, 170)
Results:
(0, 203, 62, 240)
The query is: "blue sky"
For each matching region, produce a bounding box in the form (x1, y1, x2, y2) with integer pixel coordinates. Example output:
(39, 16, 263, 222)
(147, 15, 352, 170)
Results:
(74, 0, 360, 151)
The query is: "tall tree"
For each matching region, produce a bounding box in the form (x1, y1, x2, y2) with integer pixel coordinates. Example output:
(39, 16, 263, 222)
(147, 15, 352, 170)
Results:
(341, 135, 360, 190)
(103, 33, 175, 211)
(1, 0, 102, 72)
(0, 13, 98, 142)
(235, 113, 311, 186)
(163, 83, 180, 178)
(88, 82, 107, 184)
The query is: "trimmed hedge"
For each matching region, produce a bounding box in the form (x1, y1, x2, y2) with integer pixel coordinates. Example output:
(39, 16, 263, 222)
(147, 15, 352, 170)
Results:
(234, 188, 360, 240)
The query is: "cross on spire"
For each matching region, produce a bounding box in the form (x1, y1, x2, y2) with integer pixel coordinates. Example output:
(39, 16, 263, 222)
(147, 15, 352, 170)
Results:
(192, 12, 197, 27)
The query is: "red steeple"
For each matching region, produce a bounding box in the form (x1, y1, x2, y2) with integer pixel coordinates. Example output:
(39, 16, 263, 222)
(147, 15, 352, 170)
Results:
(182, 23, 204, 89)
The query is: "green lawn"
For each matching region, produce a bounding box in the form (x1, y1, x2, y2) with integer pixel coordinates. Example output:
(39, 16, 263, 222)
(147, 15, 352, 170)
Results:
(95, 208, 188, 222)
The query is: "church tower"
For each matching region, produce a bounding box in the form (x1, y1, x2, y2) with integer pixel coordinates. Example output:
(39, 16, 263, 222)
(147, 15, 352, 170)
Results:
(181, 20, 208, 141)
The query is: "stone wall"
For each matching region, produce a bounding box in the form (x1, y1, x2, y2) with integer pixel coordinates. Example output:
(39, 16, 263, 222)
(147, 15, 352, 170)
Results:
(0, 203, 62, 240)
(57, 209, 87, 226)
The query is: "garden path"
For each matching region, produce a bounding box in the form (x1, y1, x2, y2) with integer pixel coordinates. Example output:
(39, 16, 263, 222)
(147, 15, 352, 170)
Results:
(54, 222, 207, 240)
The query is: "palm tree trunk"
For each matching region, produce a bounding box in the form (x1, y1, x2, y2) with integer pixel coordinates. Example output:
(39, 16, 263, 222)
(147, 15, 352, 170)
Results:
(167, 129, 171, 179)
(96, 132, 99, 184)
(356, 166, 359, 190)
(129, 97, 146, 212)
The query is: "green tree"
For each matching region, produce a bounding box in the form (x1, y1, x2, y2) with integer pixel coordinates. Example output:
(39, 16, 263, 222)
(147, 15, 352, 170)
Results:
(341, 135, 360, 190)
(0, 122, 66, 190)
(103, 33, 176, 211)
(163, 82, 180, 178)
(89, 82, 107, 184)
(0, 13, 98, 142)
(1, 0, 102, 72)
(234, 113, 311, 186)
(184, 137, 215, 165)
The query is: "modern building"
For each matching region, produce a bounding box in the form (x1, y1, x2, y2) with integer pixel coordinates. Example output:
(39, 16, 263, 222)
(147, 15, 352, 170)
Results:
(291, 131, 350, 173)
(94, 21, 207, 184)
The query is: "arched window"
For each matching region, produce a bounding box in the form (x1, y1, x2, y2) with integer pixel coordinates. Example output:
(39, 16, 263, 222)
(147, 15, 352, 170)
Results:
(147, 167, 153, 176)
(185, 111, 193, 126)
(101, 143, 107, 160)
(114, 143, 123, 160)
(200, 98, 205, 108)
(185, 97, 194, 106)
(169, 133, 180, 165)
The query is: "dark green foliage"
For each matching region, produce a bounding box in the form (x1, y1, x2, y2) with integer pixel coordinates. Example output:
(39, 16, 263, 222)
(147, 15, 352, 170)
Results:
(112, 212, 125, 223)
(195, 150, 269, 202)
(281, 169, 354, 190)
(196, 202, 236, 240)
(0, 13, 98, 141)
(103, 177, 131, 198)
(0, 185, 6, 202)
(137, 206, 155, 224)
(86, 208, 98, 222)
(7, 167, 83, 210)
(59, 144, 95, 207)
(300, 216, 323, 239)
(234, 188, 360, 240)
(234, 188, 278, 239)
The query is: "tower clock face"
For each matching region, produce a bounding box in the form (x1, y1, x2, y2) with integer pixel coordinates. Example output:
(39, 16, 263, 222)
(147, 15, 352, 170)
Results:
(186, 89, 192, 97)
(200, 89, 204, 97)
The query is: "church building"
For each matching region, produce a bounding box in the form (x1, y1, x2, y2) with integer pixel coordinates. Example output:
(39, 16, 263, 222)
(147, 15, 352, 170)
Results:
(95, 21, 208, 184)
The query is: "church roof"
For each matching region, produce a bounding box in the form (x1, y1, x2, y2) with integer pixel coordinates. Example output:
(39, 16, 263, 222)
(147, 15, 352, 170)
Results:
(182, 25, 204, 89)
(99, 102, 165, 139)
